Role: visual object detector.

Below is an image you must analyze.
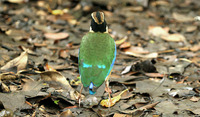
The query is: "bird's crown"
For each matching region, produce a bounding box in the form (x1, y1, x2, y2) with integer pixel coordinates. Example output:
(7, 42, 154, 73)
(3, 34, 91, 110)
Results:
(90, 11, 107, 33)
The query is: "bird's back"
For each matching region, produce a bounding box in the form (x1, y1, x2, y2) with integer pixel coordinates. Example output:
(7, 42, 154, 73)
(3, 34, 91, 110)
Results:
(79, 32, 116, 87)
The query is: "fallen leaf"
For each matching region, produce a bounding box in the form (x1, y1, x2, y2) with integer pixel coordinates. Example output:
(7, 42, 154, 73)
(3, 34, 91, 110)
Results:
(59, 49, 70, 59)
(124, 46, 149, 54)
(121, 102, 160, 114)
(33, 25, 57, 33)
(186, 26, 197, 32)
(113, 113, 131, 117)
(7, 0, 26, 3)
(125, 51, 158, 58)
(190, 108, 200, 115)
(5, 29, 29, 41)
(44, 32, 69, 40)
(0, 81, 10, 93)
(100, 89, 128, 107)
(52, 9, 64, 15)
(121, 65, 132, 75)
(39, 71, 73, 91)
(190, 44, 200, 52)
(148, 26, 169, 37)
(0, 92, 28, 112)
(173, 12, 194, 22)
(115, 36, 128, 45)
(1, 50, 28, 72)
(45, 62, 56, 71)
(151, 1, 169, 6)
(190, 96, 199, 102)
(145, 73, 164, 77)
(34, 43, 47, 47)
(59, 109, 74, 117)
(155, 101, 178, 114)
(119, 42, 131, 49)
(161, 33, 186, 42)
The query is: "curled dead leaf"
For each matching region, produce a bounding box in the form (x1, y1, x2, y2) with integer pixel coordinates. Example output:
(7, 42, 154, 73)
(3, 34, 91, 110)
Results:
(45, 62, 56, 71)
(186, 26, 197, 33)
(7, 0, 27, 3)
(119, 42, 131, 49)
(0, 50, 28, 72)
(148, 26, 169, 37)
(125, 51, 158, 58)
(122, 102, 160, 114)
(115, 36, 127, 45)
(59, 109, 74, 117)
(44, 32, 69, 40)
(100, 89, 128, 107)
(52, 9, 64, 15)
(5, 29, 29, 41)
(151, 0, 169, 6)
(0, 81, 10, 93)
(124, 46, 149, 54)
(161, 33, 186, 42)
(40, 71, 71, 88)
(173, 12, 194, 22)
(190, 96, 199, 102)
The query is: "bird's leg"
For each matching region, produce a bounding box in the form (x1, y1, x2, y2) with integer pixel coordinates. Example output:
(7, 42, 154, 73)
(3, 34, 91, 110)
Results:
(78, 83, 83, 107)
(105, 71, 112, 106)
(105, 79, 112, 106)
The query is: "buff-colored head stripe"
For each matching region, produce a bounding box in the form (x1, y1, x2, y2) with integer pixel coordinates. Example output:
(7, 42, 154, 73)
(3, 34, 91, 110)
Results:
(91, 12, 104, 24)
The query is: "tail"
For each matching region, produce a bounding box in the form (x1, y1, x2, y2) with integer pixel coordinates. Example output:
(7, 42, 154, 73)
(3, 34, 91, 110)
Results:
(89, 82, 96, 95)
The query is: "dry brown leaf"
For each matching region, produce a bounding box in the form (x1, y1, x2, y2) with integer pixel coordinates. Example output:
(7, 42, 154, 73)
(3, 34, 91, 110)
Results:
(5, 29, 29, 41)
(33, 25, 56, 33)
(186, 26, 197, 32)
(122, 102, 160, 114)
(124, 46, 149, 54)
(145, 73, 164, 77)
(125, 51, 158, 58)
(151, 1, 169, 6)
(8, 0, 26, 3)
(113, 113, 131, 117)
(0, 81, 10, 93)
(190, 108, 200, 115)
(39, 71, 84, 101)
(0, 51, 28, 72)
(44, 32, 69, 40)
(59, 109, 74, 117)
(190, 44, 200, 51)
(45, 62, 56, 71)
(119, 42, 131, 49)
(172, 12, 194, 22)
(100, 89, 128, 107)
(155, 101, 178, 114)
(59, 49, 70, 59)
(161, 33, 186, 42)
(190, 96, 199, 102)
(115, 36, 128, 45)
(40, 71, 73, 90)
(148, 26, 169, 37)
(33, 43, 47, 47)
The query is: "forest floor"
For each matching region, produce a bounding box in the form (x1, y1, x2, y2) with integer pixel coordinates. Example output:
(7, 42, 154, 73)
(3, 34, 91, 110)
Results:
(0, 0, 200, 116)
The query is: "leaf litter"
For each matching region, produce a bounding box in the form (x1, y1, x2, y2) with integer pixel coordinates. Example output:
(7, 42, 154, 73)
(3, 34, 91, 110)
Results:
(0, 0, 200, 116)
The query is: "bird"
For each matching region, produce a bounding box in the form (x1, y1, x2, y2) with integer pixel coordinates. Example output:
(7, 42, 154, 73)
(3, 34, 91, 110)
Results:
(78, 11, 116, 96)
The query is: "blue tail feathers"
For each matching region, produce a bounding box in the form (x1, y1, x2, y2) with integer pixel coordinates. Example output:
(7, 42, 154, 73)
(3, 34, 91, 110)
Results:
(89, 82, 96, 95)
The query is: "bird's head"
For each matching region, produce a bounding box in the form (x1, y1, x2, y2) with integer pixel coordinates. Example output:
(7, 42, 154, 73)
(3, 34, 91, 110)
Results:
(90, 11, 108, 33)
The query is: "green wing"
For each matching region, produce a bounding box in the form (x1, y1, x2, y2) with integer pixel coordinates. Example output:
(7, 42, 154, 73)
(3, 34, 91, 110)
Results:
(79, 32, 116, 87)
